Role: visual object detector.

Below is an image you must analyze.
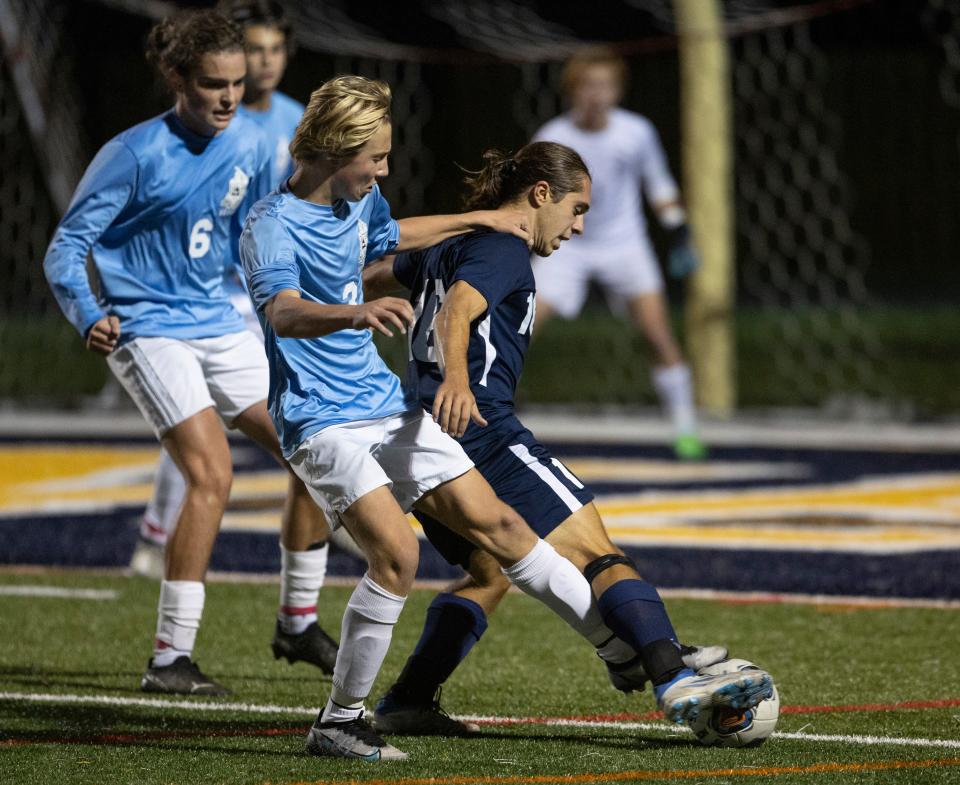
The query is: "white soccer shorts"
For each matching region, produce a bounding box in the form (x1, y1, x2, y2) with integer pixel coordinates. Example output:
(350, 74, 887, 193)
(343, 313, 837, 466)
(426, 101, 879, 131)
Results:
(287, 408, 475, 527)
(106, 331, 269, 438)
(533, 235, 664, 319)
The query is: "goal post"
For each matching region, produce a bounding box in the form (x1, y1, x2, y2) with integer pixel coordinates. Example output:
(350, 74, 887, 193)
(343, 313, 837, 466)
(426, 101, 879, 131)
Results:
(674, 0, 736, 418)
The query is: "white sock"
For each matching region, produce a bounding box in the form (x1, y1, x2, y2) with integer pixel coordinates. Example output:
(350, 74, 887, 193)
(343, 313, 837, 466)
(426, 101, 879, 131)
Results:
(153, 580, 204, 667)
(652, 363, 698, 436)
(501, 539, 609, 645)
(278, 543, 328, 634)
(138, 512, 167, 547)
(143, 449, 187, 543)
(321, 573, 406, 724)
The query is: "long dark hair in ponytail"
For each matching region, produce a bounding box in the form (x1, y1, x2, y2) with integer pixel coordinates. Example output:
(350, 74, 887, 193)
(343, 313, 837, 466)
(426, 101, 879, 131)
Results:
(462, 142, 590, 211)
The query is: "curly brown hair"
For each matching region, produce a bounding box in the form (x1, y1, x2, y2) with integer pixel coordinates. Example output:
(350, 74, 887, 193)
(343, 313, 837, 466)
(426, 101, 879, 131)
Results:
(146, 9, 244, 87)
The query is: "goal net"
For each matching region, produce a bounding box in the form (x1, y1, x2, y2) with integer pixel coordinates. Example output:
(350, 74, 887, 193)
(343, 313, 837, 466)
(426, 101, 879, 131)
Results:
(0, 0, 952, 416)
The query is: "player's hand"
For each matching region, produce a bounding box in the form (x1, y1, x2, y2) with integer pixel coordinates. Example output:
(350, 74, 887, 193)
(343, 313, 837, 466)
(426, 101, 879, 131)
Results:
(433, 378, 487, 438)
(85, 315, 121, 355)
(666, 225, 701, 279)
(351, 297, 414, 337)
(476, 209, 533, 249)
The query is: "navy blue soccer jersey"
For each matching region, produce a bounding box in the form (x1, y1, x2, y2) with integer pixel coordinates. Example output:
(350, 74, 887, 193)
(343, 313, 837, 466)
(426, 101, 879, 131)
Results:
(393, 230, 536, 445)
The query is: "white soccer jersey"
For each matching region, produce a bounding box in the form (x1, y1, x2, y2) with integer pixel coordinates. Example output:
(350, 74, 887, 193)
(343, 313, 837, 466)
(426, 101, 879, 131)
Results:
(533, 107, 679, 249)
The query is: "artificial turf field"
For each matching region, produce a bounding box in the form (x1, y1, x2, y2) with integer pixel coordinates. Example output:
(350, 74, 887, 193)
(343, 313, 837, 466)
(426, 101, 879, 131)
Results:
(2, 571, 958, 785)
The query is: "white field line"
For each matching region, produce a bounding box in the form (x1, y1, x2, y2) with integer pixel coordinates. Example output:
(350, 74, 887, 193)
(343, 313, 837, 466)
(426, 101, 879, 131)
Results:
(2, 691, 959, 750)
(0, 691, 318, 716)
(4, 568, 958, 610)
(0, 586, 117, 599)
(6, 410, 960, 451)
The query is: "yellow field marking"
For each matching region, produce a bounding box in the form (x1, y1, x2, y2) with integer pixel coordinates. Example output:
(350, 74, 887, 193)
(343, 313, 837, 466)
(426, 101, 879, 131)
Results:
(599, 523, 960, 548)
(597, 475, 960, 521)
(3, 445, 959, 553)
(0, 446, 158, 511)
(564, 457, 808, 481)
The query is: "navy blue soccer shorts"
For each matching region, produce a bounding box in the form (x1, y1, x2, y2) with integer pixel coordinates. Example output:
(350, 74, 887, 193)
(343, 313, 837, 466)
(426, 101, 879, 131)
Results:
(414, 421, 594, 570)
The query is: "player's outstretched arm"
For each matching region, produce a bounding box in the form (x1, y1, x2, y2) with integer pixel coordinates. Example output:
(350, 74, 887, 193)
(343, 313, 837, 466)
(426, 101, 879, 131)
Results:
(264, 289, 413, 339)
(43, 140, 138, 342)
(432, 281, 489, 438)
(362, 256, 405, 300)
(396, 210, 531, 252)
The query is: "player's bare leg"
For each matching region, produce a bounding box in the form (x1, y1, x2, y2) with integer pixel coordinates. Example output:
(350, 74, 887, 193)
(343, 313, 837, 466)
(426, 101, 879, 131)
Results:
(141, 407, 232, 696)
(162, 408, 233, 581)
(232, 401, 339, 673)
(417, 470, 639, 641)
(546, 502, 767, 722)
(375, 470, 652, 735)
(373, 550, 508, 736)
(305, 485, 415, 761)
(375, 499, 733, 733)
(414, 469, 541, 565)
(627, 292, 705, 460)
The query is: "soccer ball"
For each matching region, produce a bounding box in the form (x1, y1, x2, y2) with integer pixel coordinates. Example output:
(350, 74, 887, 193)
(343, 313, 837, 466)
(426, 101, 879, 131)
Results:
(688, 658, 780, 747)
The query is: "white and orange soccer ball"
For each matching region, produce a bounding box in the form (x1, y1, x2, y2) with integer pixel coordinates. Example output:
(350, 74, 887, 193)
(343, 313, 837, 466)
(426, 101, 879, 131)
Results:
(688, 658, 780, 747)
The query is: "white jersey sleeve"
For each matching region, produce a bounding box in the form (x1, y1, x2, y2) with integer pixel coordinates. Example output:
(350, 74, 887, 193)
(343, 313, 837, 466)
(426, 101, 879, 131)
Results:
(634, 116, 680, 207)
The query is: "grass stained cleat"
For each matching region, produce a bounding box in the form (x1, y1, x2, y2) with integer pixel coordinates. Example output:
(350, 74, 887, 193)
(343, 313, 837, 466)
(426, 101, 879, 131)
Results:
(140, 656, 231, 696)
(305, 714, 407, 761)
(271, 620, 338, 674)
(606, 643, 729, 693)
(680, 644, 729, 672)
(673, 434, 707, 461)
(373, 687, 480, 736)
(657, 667, 773, 725)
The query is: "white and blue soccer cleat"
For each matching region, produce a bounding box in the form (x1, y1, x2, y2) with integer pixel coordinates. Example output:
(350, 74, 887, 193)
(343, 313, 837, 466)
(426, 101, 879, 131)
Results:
(656, 666, 774, 725)
(606, 643, 729, 693)
(305, 714, 408, 761)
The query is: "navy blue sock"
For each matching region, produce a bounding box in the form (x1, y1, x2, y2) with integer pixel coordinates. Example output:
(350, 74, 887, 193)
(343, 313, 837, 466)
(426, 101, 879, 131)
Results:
(596, 579, 686, 685)
(390, 593, 488, 704)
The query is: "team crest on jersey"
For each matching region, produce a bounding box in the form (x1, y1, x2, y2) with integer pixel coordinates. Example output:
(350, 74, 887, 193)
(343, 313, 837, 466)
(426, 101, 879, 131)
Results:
(274, 136, 291, 182)
(357, 219, 369, 271)
(219, 166, 250, 216)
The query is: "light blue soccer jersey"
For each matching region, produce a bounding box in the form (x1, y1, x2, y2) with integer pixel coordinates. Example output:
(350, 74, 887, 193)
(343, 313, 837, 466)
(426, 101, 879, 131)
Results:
(43, 110, 271, 342)
(240, 183, 408, 456)
(225, 92, 305, 299)
(238, 91, 303, 187)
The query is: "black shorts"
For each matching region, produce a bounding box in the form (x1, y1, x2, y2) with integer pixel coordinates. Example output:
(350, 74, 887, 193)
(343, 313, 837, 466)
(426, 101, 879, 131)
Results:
(415, 419, 593, 570)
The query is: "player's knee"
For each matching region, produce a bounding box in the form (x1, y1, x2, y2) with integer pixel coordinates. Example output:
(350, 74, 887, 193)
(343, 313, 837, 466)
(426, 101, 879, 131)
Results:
(467, 550, 511, 593)
(481, 505, 529, 548)
(365, 531, 419, 594)
(186, 459, 232, 505)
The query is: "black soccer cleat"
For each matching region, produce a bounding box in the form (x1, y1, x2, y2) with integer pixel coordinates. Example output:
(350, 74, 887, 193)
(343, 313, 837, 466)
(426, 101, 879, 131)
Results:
(140, 656, 231, 696)
(271, 620, 339, 674)
(373, 686, 480, 737)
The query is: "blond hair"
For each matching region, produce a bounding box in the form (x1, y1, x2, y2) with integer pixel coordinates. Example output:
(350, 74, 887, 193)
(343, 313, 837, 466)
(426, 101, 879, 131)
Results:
(290, 75, 392, 162)
(561, 45, 628, 96)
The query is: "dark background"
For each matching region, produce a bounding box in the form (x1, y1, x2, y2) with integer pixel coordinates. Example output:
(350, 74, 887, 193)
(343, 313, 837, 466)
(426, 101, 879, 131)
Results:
(60, 0, 960, 304)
